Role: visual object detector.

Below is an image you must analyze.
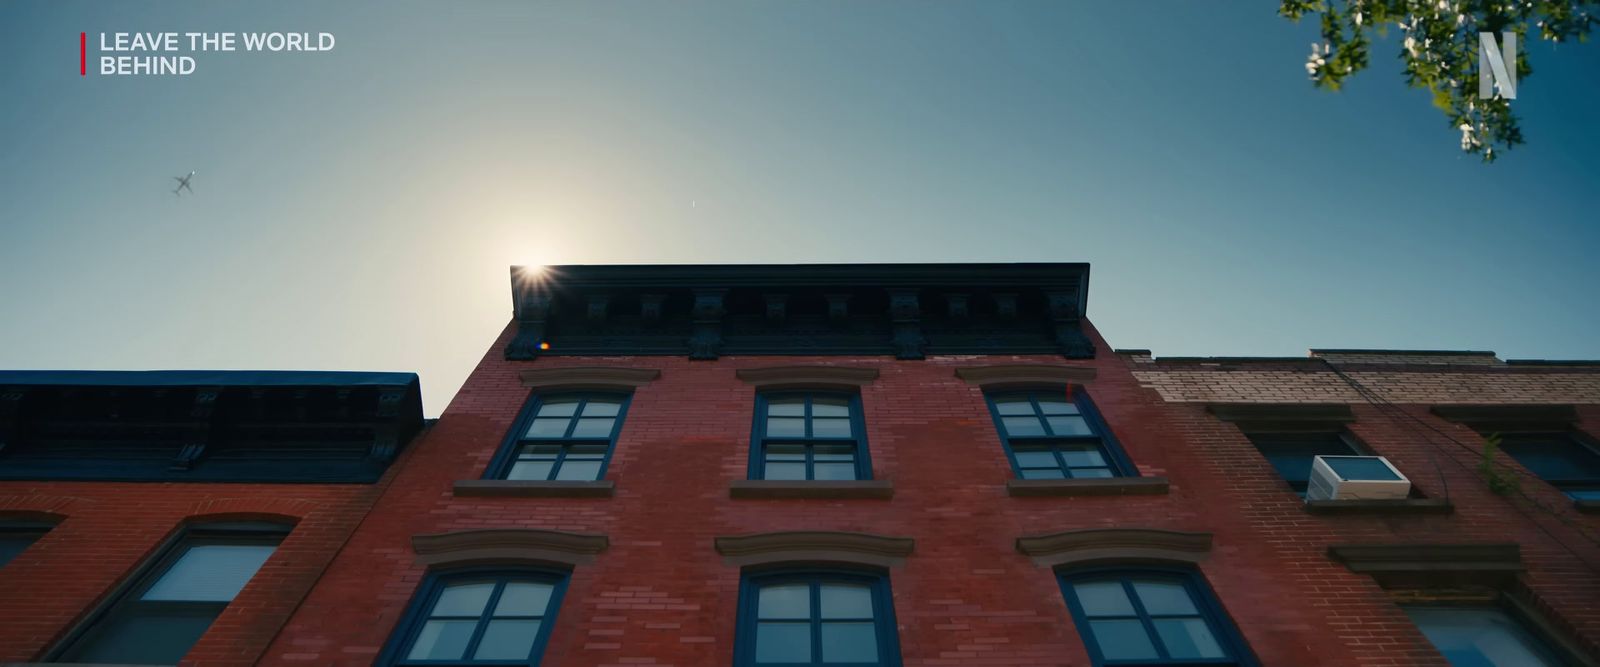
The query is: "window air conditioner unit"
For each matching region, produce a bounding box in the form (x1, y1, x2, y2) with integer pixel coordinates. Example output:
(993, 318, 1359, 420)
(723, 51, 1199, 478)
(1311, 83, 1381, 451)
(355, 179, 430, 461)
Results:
(1306, 455, 1410, 501)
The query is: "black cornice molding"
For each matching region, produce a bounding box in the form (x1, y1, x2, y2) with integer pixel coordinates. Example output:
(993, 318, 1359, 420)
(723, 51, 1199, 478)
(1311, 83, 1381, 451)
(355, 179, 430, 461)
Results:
(507, 263, 1094, 361)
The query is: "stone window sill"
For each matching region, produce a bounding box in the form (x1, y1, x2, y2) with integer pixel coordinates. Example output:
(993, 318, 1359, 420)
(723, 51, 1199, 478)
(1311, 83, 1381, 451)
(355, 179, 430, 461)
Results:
(1574, 499, 1600, 514)
(453, 480, 615, 498)
(1006, 477, 1169, 497)
(1302, 498, 1453, 515)
(729, 479, 894, 500)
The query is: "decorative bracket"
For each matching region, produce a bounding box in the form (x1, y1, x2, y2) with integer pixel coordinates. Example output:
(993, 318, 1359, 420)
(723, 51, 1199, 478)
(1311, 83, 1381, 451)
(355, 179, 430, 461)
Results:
(0, 389, 27, 455)
(640, 294, 665, 323)
(765, 294, 788, 323)
(506, 293, 552, 360)
(945, 293, 969, 320)
(992, 293, 1018, 319)
(1046, 291, 1095, 359)
(586, 294, 610, 323)
(825, 294, 850, 321)
(368, 387, 408, 463)
(170, 388, 220, 471)
(887, 289, 925, 360)
(687, 289, 727, 360)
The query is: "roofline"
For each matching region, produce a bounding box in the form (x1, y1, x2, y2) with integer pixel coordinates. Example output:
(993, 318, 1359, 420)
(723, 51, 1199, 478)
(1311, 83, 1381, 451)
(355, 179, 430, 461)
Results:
(0, 370, 420, 388)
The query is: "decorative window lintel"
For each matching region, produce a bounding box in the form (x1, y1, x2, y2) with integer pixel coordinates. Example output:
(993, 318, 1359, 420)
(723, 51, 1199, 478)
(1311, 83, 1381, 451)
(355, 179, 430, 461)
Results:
(1016, 528, 1212, 568)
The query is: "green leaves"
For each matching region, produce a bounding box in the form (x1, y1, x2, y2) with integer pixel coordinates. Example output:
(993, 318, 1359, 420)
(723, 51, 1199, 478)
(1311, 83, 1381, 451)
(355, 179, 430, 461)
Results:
(1280, 0, 1597, 162)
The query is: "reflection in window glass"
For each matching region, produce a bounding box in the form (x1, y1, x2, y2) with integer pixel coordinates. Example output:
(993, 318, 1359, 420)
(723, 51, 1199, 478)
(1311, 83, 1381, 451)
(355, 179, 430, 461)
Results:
(1404, 606, 1564, 667)
(741, 573, 897, 666)
(502, 394, 628, 481)
(754, 393, 871, 481)
(986, 390, 1128, 480)
(394, 575, 563, 665)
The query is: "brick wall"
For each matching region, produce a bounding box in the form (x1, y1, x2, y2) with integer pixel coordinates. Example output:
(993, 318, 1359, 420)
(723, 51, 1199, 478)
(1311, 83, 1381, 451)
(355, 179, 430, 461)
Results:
(262, 322, 1445, 667)
(1129, 351, 1600, 666)
(0, 481, 385, 665)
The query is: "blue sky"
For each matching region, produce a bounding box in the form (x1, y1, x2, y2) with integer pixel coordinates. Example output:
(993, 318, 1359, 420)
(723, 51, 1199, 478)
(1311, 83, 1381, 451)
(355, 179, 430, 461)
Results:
(2, 1, 1597, 415)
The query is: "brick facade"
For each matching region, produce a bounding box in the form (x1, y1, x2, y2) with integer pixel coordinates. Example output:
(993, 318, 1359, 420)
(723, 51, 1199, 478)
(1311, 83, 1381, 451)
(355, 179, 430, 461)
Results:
(258, 318, 1599, 666)
(6, 264, 1598, 667)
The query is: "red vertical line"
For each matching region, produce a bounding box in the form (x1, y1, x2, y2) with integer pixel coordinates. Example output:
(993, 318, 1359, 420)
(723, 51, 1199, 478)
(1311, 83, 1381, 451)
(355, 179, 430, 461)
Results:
(80, 32, 87, 75)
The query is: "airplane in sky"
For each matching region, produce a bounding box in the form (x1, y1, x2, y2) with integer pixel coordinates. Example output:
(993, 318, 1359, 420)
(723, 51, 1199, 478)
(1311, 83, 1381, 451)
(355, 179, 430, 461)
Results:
(172, 171, 195, 196)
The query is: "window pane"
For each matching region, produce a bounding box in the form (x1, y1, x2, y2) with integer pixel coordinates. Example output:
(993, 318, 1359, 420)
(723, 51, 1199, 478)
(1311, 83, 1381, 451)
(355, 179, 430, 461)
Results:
(408, 619, 477, 660)
(1131, 580, 1199, 615)
(1070, 468, 1114, 479)
(555, 460, 602, 481)
(473, 619, 541, 660)
(767, 417, 806, 437)
(142, 544, 276, 602)
(570, 418, 616, 438)
(495, 582, 554, 616)
(814, 462, 859, 481)
(1020, 467, 1066, 479)
(526, 418, 571, 438)
(765, 462, 807, 480)
(812, 398, 851, 418)
(1090, 619, 1160, 660)
(507, 460, 553, 481)
(431, 582, 495, 616)
(1046, 416, 1093, 436)
(1014, 449, 1058, 468)
(755, 622, 811, 663)
(1500, 435, 1600, 481)
(1002, 416, 1046, 437)
(766, 444, 807, 461)
(1036, 399, 1078, 415)
(1153, 618, 1225, 659)
(768, 399, 806, 417)
(1060, 446, 1106, 467)
(994, 399, 1034, 416)
(814, 443, 855, 460)
(811, 417, 852, 438)
(1321, 456, 1401, 481)
(68, 608, 218, 665)
(581, 400, 621, 417)
(567, 442, 609, 458)
(536, 400, 579, 417)
(0, 534, 42, 567)
(820, 622, 879, 662)
(1073, 581, 1135, 616)
(820, 584, 874, 619)
(758, 584, 811, 619)
(1405, 606, 1564, 667)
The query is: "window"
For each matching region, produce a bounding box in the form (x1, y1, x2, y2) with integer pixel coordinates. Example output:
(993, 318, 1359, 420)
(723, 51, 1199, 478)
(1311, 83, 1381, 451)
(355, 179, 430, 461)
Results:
(490, 393, 630, 481)
(1243, 432, 1361, 497)
(1496, 432, 1600, 500)
(735, 569, 901, 666)
(0, 522, 51, 567)
(1404, 605, 1567, 666)
(751, 393, 871, 481)
(986, 389, 1133, 479)
(1058, 568, 1254, 666)
(53, 522, 285, 664)
(383, 569, 567, 666)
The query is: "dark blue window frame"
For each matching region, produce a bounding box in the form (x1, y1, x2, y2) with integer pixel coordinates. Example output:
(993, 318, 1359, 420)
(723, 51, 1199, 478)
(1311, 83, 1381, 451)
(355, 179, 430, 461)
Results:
(732, 567, 903, 667)
(985, 388, 1137, 479)
(1496, 431, 1600, 501)
(748, 392, 873, 481)
(0, 521, 52, 567)
(1242, 431, 1365, 497)
(484, 392, 632, 481)
(378, 566, 570, 667)
(1057, 566, 1257, 667)
(50, 521, 289, 664)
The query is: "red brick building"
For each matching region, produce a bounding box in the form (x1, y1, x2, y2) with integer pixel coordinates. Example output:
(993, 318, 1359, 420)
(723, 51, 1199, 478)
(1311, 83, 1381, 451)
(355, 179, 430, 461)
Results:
(0, 371, 425, 666)
(5, 263, 1599, 667)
